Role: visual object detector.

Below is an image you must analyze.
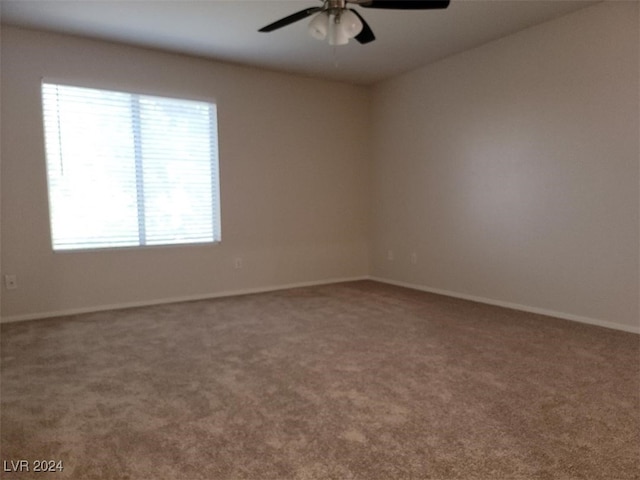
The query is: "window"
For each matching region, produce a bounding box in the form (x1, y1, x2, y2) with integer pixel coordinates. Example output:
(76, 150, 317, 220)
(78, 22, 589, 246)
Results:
(41, 82, 221, 251)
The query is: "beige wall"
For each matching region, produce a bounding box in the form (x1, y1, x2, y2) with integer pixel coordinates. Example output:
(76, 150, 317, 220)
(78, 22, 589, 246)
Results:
(371, 1, 639, 331)
(0, 27, 371, 319)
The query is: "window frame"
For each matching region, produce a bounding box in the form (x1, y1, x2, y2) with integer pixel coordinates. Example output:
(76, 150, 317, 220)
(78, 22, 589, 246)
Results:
(40, 79, 222, 253)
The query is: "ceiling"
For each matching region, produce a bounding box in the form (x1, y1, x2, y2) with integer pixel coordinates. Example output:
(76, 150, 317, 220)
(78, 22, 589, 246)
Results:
(0, 0, 600, 85)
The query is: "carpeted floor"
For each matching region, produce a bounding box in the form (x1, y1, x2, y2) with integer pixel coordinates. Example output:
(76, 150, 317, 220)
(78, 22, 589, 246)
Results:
(1, 280, 638, 479)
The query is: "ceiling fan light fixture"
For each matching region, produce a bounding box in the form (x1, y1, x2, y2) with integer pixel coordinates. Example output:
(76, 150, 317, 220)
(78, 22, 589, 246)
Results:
(308, 12, 329, 40)
(308, 8, 363, 46)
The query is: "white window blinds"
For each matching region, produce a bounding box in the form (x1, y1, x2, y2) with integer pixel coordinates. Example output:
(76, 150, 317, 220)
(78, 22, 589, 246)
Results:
(41, 83, 221, 251)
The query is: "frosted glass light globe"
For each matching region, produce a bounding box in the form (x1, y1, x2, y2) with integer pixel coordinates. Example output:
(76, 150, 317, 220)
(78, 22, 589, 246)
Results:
(308, 12, 329, 40)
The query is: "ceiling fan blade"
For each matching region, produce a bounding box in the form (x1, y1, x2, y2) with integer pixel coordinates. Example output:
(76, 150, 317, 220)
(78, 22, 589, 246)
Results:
(258, 7, 323, 33)
(359, 0, 450, 9)
(350, 9, 376, 44)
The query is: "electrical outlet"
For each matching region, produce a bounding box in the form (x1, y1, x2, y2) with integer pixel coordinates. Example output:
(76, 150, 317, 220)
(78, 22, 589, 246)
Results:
(5, 274, 18, 290)
(410, 252, 418, 265)
(387, 250, 394, 261)
(234, 258, 243, 269)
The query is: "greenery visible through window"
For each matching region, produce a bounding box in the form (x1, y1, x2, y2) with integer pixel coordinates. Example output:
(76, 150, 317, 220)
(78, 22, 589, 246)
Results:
(41, 82, 221, 251)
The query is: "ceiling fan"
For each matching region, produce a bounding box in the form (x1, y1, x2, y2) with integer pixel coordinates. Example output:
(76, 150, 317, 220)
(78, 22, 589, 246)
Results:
(259, 0, 450, 46)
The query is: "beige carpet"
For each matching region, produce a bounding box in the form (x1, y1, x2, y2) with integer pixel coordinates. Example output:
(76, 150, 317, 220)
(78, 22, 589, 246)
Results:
(1, 280, 638, 479)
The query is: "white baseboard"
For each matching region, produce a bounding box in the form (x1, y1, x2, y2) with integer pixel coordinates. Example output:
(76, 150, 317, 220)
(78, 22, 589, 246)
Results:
(4, 275, 638, 335)
(371, 276, 640, 334)
(0, 276, 370, 324)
